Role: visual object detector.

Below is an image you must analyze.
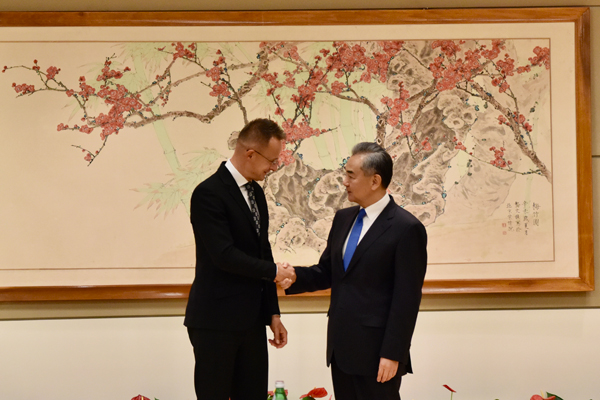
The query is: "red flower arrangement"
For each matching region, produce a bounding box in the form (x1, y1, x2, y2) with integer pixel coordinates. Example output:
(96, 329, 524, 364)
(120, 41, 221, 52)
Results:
(531, 394, 558, 400)
(300, 387, 329, 399)
(440, 386, 565, 400)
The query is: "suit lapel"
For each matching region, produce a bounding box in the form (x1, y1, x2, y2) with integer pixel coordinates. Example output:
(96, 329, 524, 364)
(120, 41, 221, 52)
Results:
(344, 198, 396, 274)
(217, 163, 258, 237)
(332, 206, 361, 274)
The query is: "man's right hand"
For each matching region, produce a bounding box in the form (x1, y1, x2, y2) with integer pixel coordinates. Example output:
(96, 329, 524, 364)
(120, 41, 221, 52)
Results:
(275, 262, 296, 289)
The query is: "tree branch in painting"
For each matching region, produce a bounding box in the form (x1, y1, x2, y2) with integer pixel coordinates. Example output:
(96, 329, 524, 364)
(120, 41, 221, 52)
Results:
(3, 38, 551, 253)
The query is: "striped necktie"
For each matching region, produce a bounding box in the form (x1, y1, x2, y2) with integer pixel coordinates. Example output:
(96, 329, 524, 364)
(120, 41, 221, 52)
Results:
(244, 182, 261, 236)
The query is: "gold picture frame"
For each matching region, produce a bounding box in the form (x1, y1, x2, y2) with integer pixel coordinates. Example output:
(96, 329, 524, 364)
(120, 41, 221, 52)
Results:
(0, 8, 592, 301)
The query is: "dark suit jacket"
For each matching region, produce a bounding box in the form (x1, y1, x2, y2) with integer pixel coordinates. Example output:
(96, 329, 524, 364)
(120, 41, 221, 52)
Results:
(287, 196, 427, 376)
(184, 162, 280, 331)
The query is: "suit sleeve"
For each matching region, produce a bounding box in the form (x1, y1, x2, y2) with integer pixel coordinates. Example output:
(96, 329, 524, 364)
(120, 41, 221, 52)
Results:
(191, 185, 277, 281)
(380, 221, 427, 369)
(285, 215, 338, 295)
(264, 239, 281, 317)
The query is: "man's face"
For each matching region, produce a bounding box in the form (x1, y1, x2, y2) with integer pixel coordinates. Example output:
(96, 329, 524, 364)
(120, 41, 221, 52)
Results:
(246, 136, 284, 181)
(343, 154, 376, 207)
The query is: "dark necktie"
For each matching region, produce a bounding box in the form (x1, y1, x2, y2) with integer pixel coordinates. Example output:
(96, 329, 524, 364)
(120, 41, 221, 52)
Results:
(343, 208, 366, 270)
(244, 182, 261, 236)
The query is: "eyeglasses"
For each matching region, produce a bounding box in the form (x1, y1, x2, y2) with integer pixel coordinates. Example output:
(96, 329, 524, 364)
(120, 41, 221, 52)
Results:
(250, 148, 279, 166)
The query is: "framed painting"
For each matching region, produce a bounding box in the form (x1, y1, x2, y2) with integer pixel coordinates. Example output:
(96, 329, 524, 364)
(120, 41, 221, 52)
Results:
(0, 8, 592, 301)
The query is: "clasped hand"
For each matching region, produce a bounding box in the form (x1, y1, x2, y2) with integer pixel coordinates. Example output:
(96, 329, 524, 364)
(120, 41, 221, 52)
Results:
(274, 262, 296, 290)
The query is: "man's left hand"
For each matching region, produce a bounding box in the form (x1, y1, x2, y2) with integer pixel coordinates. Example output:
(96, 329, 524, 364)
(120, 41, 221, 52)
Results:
(377, 357, 399, 383)
(268, 315, 288, 349)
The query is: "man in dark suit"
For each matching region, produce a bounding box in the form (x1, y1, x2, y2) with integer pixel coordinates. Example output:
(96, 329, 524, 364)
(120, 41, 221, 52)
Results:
(284, 142, 428, 400)
(185, 118, 295, 400)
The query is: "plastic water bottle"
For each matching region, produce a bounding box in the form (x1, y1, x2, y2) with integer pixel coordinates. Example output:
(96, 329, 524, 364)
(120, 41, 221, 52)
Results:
(274, 380, 287, 400)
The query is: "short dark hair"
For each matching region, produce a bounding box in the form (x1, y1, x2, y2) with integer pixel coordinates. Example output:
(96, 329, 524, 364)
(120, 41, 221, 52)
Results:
(238, 119, 286, 147)
(351, 142, 393, 189)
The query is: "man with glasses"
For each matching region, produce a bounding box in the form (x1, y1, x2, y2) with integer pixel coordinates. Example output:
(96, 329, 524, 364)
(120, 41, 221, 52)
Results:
(185, 118, 295, 400)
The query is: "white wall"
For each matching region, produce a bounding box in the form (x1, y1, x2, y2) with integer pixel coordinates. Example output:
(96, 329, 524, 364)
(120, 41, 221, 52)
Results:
(1, 308, 599, 400)
(0, 2, 598, 400)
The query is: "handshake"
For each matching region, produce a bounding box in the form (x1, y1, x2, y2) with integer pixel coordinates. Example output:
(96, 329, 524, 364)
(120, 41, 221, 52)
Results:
(274, 262, 296, 290)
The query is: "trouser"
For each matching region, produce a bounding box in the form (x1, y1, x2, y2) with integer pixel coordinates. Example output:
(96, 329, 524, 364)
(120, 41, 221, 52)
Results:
(187, 321, 268, 400)
(331, 354, 402, 400)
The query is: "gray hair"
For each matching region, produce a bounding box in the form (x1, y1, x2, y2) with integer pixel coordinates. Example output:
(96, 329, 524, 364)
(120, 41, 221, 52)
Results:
(351, 142, 393, 189)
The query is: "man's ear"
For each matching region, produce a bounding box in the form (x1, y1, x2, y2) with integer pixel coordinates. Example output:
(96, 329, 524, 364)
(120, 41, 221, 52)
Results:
(372, 174, 382, 189)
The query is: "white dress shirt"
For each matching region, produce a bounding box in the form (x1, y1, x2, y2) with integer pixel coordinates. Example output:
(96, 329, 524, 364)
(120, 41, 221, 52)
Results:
(225, 159, 252, 208)
(225, 160, 277, 278)
(342, 194, 391, 256)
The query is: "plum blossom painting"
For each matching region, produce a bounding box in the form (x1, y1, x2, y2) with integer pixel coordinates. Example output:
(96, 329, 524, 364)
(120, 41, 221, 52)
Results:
(0, 9, 592, 301)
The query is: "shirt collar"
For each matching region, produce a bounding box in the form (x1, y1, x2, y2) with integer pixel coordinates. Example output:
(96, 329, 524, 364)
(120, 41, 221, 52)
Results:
(225, 159, 249, 188)
(363, 193, 390, 220)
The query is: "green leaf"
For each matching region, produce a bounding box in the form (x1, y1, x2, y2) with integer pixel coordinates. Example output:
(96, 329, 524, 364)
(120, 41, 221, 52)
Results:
(546, 392, 564, 400)
(132, 147, 225, 217)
